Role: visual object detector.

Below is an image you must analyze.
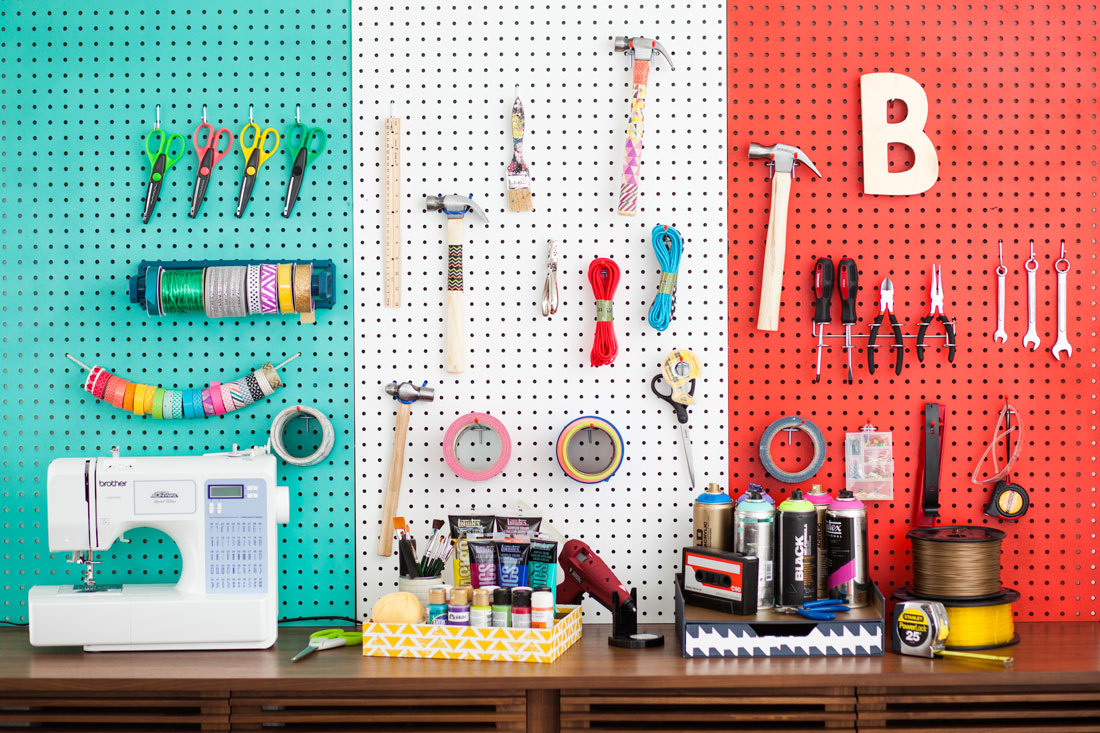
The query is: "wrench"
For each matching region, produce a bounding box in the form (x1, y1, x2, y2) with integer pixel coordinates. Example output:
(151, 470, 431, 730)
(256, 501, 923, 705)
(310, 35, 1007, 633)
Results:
(994, 240, 1007, 343)
(1022, 241, 1040, 351)
(1052, 240, 1072, 360)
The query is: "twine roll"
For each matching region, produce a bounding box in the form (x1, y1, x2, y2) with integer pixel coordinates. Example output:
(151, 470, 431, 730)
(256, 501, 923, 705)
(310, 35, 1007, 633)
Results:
(908, 526, 1005, 599)
(588, 257, 621, 367)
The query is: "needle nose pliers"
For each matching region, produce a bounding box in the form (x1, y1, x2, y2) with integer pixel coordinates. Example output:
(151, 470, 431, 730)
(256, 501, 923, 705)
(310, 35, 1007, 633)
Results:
(916, 264, 957, 363)
(868, 277, 904, 375)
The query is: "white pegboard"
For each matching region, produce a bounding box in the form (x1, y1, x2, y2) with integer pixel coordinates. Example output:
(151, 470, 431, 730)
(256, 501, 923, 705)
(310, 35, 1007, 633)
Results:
(352, 6, 727, 621)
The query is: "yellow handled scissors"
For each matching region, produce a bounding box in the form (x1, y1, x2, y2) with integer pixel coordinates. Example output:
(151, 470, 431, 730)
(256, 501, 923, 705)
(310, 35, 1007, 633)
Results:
(235, 106, 280, 218)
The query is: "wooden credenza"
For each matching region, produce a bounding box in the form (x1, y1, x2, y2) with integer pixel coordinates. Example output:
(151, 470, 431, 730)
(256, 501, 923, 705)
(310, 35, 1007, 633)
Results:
(1, 623, 1098, 732)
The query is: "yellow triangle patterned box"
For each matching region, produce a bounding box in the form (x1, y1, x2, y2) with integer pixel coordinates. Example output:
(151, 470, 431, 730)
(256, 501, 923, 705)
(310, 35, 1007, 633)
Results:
(363, 605, 583, 663)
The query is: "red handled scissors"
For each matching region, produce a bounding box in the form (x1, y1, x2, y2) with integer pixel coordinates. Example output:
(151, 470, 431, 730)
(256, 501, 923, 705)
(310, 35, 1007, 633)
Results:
(189, 107, 233, 218)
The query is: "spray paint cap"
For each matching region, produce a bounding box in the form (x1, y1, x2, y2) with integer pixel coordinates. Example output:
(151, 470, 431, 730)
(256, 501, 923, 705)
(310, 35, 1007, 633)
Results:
(737, 482, 776, 504)
(831, 489, 866, 509)
(778, 489, 814, 512)
(805, 483, 834, 506)
(697, 483, 733, 503)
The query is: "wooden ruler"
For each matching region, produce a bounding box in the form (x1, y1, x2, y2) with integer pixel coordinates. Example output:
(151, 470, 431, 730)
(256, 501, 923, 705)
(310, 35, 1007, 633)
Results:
(384, 115, 401, 307)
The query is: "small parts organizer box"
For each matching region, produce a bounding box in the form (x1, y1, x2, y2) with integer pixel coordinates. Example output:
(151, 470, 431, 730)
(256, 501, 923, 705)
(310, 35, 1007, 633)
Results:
(362, 605, 582, 663)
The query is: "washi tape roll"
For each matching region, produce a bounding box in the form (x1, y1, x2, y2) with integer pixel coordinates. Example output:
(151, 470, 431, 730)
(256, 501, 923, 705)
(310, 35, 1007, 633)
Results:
(556, 416, 625, 484)
(443, 412, 512, 481)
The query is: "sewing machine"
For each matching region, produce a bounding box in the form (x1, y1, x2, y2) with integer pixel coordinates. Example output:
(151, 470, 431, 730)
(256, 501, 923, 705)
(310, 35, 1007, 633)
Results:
(29, 447, 289, 651)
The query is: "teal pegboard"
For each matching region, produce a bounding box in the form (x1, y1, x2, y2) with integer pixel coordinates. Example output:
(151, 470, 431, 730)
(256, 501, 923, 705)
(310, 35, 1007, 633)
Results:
(0, 3, 353, 624)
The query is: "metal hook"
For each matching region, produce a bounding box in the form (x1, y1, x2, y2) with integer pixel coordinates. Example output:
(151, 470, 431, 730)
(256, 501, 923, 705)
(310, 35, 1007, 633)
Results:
(155, 104, 161, 130)
(249, 104, 254, 124)
(1029, 240, 1035, 260)
(997, 239, 1003, 268)
(389, 101, 394, 117)
(296, 103, 301, 124)
(202, 104, 207, 124)
(514, 84, 520, 97)
(1059, 239, 1066, 260)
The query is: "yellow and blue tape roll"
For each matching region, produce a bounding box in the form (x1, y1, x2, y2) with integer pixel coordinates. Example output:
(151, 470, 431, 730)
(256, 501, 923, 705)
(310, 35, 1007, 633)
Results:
(556, 416, 624, 484)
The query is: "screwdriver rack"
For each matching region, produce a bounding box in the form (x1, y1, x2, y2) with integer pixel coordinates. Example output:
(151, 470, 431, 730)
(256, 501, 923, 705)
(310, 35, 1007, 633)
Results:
(811, 321, 958, 380)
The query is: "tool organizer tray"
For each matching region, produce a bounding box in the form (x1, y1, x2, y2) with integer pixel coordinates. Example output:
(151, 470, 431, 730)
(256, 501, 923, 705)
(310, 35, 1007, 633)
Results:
(674, 575, 886, 658)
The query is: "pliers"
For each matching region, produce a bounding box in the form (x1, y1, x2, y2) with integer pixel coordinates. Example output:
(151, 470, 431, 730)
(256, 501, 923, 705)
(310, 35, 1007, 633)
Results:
(868, 277, 904, 375)
(916, 264, 957, 362)
(777, 598, 851, 620)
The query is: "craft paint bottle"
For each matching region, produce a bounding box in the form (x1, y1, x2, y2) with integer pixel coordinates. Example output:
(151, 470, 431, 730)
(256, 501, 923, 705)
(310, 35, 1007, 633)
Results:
(826, 490, 869, 608)
(734, 486, 776, 609)
(447, 587, 470, 626)
(693, 483, 734, 551)
(805, 483, 834, 599)
(470, 588, 492, 627)
(531, 588, 555, 630)
(775, 490, 817, 609)
(427, 588, 448, 625)
(510, 587, 532, 628)
(491, 587, 512, 628)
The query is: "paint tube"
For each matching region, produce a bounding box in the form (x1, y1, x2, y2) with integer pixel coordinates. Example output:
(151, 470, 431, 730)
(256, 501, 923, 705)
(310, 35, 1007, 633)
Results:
(467, 538, 499, 589)
(449, 515, 495, 586)
(527, 538, 558, 611)
(494, 515, 542, 539)
(496, 538, 532, 589)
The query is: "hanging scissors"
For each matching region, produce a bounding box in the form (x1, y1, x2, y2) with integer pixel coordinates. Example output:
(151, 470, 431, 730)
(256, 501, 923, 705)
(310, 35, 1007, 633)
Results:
(290, 628, 363, 663)
(651, 372, 697, 488)
(282, 105, 327, 217)
(142, 105, 185, 224)
(235, 105, 280, 218)
(189, 106, 233, 218)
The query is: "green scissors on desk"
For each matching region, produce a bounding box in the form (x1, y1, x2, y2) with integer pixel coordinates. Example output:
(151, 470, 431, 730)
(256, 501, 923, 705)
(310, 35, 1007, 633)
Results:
(142, 114, 185, 224)
(291, 628, 362, 662)
(282, 111, 327, 218)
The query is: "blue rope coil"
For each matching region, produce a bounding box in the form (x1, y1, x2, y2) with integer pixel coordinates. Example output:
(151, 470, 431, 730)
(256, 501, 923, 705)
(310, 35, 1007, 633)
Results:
(647, 224, 683, 332)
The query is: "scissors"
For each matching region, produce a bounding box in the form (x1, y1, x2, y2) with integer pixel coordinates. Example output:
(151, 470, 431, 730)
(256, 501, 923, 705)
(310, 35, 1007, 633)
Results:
(282, 108, 327, 217)
(651, 371, 697, 488)
(142, 107, 185, 224)
(235, 106, 280, 218)
(290, 628, 363, 663)
(189, 107, 233, 218)
(776, 598, 851, 620)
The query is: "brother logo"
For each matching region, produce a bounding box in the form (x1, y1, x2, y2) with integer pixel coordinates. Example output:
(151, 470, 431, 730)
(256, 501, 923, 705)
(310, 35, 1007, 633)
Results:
(97, 480, 127, 487)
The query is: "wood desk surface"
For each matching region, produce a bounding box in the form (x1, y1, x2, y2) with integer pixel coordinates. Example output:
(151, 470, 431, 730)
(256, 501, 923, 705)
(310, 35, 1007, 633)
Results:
(2, 622, 1097, 694)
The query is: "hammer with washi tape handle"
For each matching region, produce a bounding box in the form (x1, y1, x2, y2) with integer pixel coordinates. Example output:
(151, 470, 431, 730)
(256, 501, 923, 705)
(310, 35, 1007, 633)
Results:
(615, 36, 674, 217)
(378, 380, 435, 557)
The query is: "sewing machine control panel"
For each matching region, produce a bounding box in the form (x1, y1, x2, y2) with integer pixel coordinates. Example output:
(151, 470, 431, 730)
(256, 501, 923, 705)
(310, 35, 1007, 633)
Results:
(204, 479, 268, 594)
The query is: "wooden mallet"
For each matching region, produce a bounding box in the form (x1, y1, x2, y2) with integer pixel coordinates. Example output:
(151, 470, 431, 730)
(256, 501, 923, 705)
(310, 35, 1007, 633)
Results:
(377, 380, 435, 557)
(748, 142, 822, 331)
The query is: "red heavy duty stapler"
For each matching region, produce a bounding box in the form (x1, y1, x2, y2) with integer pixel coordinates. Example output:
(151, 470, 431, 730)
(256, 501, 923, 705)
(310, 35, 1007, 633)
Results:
(557, 539, 664, 649)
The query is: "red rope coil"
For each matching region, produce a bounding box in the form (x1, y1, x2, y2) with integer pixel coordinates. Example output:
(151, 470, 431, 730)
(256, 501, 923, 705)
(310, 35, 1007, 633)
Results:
(588, 257, 621, 367)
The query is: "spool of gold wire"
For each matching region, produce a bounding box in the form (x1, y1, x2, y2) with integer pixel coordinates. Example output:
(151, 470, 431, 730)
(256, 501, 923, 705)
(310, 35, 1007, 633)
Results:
(895, 587, 1019, 650)
(907, 526, 1005, 599)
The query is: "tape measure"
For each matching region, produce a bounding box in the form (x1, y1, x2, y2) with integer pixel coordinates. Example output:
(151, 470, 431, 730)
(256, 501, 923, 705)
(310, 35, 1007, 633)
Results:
(892, 600, 1013, 666)
(985, 480, 1029, 520)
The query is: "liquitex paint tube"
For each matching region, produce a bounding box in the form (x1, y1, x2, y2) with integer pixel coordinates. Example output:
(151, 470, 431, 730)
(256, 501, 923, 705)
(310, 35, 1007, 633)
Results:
(734, 486, 776, 609)
(826, 489, 869, 607)
(448, 515, 495, 586)
(527, 538, 558, 611)
(693, 483, 734, 551)
(496, 538, 531, 588)
(467, 538, 499, 589)
(805, 484, 834, 599)
(495, 515, 542, 539)
(775, 489, 817, 608)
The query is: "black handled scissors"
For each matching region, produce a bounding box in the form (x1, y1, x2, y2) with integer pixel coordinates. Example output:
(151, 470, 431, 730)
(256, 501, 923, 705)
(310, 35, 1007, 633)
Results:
(651, 373, 696, 487)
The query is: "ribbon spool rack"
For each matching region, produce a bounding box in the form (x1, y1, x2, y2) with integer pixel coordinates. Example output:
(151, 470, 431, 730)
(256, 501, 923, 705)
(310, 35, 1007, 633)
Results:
(129, 259, 337, 325)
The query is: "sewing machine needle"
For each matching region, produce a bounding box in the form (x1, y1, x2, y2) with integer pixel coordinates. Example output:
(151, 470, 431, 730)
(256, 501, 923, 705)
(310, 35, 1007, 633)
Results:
(680, 423, 696, 488)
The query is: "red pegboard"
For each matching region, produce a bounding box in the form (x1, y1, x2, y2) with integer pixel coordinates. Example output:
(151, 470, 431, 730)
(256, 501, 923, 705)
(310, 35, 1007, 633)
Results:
(726, 5, 1098, 619)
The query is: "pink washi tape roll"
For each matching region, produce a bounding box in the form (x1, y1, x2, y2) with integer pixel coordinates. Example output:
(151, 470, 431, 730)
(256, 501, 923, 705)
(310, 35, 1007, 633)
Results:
(443, 412, 512, 481)
(209, 381, 227, 415)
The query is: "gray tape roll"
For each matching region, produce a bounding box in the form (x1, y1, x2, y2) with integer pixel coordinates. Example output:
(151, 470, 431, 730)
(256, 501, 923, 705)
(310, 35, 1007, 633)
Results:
(759, 415, 827, 483)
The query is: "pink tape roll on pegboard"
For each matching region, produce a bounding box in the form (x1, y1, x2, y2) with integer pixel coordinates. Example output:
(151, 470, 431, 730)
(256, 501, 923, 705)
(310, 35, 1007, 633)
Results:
(443, 412, 512, 481)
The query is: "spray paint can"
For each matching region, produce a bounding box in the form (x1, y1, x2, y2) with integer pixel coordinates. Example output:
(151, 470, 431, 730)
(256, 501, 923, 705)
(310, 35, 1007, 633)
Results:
(693, 483, 734, 551)
(825, 489, 869, 608)
(734, 486, 776, 609)
(805, 484, 834, 599)
(775, 489, 817, 609)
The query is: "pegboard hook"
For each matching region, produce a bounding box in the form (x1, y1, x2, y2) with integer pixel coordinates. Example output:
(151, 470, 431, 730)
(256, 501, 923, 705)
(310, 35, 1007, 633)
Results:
(296, 103, 301, 124)
(155, 104, 161, 131)
(249, 104, 254, 124)
(202, 104, 207, 124)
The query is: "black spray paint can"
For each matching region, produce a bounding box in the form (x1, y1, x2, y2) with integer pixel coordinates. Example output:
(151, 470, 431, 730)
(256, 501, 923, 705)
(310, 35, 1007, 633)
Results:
(775, 489, 817, 608)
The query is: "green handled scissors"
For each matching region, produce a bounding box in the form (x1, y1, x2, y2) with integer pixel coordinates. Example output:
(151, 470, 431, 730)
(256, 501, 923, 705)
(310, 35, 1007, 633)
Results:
(282, 110, 327, 218)
(142, 111, 185, 224)
(290, 628, 362, 662)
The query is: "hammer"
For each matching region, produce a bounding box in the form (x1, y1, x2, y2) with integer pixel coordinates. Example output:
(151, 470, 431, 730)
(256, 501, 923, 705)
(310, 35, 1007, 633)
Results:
(378, 380, 435, 557)
(747, 143, 823, 331)
(615, 36, 674, 216)
(425, 194, 489, 373)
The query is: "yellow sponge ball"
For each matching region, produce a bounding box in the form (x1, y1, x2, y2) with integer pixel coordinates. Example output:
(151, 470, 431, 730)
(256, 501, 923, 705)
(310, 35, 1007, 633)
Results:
(370, 591, 425, 623)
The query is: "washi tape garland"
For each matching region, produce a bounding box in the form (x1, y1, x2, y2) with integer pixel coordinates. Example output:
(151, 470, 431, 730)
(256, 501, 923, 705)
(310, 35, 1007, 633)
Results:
(65, 353, 300, 420)
(443, 412, 512, 481)
(556, 416, 625, 484)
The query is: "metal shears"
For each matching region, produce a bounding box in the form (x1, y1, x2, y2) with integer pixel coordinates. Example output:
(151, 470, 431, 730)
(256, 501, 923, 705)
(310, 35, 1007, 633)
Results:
(776, 598, 851, 620)
(650, 349, 702, 488)
(142, 107, 185, 224)
(189, 107, 233, 218)
(290, 628, 363, 663)
(282, 108, 327, 217)
(236, 106, 280, 218)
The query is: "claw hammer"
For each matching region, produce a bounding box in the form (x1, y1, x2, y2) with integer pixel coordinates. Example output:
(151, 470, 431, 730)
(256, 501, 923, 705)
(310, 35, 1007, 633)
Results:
(615, 36, 674, 216)
(748, 143, 822, 331)
(378, 380, 435, 556)
(425, 194, 489, 373)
